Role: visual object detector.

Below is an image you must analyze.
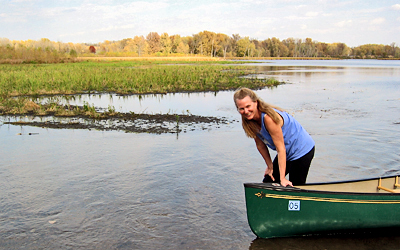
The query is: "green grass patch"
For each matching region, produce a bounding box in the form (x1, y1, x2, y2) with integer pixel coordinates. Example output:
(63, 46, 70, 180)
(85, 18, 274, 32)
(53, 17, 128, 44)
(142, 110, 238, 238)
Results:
(0, 60, 280, 116)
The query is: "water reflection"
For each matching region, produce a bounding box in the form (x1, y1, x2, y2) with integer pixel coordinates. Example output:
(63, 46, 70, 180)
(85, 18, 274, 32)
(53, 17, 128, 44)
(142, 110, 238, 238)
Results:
(35, 91, 237, 118)
(250, 232, 400, 250)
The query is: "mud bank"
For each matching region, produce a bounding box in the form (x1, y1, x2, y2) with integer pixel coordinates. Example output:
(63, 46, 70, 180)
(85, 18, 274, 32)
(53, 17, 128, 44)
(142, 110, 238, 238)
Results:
(3, 113, 237, 134)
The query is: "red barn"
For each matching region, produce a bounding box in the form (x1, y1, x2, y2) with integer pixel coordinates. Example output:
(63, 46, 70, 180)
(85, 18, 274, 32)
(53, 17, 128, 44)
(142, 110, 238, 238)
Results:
(89, 46, 96, 54)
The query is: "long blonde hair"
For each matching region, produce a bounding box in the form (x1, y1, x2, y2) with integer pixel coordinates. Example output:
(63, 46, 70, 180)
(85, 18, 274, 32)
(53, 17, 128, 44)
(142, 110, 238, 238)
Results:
(233, 87, 283, 138)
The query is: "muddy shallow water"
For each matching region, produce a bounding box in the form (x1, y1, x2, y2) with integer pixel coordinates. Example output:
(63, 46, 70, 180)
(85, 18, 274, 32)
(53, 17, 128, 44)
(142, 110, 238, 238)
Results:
(4, 113, 234, 134)
(1, 60, 400, 249)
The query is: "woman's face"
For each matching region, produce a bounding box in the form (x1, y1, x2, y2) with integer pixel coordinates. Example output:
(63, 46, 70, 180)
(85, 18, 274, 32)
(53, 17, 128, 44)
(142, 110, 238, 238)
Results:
(235, 96, 258, 120)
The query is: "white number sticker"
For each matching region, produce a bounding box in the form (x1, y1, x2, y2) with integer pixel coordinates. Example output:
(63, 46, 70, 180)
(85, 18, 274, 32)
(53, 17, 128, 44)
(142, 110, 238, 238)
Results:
(288, 200, 300, 211)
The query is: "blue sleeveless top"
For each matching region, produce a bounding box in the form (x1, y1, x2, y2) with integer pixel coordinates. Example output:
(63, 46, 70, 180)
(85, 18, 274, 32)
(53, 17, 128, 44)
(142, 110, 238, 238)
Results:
(257, 109, 315, 161)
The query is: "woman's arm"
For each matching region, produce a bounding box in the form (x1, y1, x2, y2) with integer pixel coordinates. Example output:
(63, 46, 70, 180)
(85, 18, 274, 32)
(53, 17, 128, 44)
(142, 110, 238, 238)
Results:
(263, 114, 293, 187)
(254, 136, 274, 181)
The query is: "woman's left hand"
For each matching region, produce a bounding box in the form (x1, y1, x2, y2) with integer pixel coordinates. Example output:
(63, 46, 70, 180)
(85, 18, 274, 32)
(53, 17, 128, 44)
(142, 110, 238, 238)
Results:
(280, 178, 293, 187)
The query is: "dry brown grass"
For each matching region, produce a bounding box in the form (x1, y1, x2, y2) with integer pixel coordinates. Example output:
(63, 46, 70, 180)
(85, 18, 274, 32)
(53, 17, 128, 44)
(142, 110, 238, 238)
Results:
(23, 101, 40, 112)
(78, 56, 223, 62)
(225, 57, 337, 60)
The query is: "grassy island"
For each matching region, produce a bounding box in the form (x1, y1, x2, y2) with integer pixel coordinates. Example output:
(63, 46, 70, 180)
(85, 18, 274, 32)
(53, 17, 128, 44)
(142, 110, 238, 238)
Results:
(0, 57, 280, 117)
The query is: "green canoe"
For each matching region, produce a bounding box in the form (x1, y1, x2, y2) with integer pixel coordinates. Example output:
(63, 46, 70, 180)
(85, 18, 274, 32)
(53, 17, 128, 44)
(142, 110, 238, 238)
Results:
(244, 175, 400, 238)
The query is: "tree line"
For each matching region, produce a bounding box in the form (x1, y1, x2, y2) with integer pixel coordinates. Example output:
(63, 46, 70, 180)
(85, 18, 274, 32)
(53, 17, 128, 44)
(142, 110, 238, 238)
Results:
(1, 31, 399, 63)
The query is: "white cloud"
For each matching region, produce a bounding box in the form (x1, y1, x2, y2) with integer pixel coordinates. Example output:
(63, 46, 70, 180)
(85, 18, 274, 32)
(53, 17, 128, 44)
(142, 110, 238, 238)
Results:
(33, 1, 169, 21)
(321, 12, 333, 17)
(10, 0, 34, 2)
(239, 0, 265, 4)
(0, 12, 27, 23)
(293, 4, 307, 10)
(306, 12, 319, 17)
(93, 24, 137, 33)
(285, 15, 299, 20)
(370, 17, 385, 25)
(59, 31, 85, 38)
(335, 20, 352, 27)
(285, 15, 314, 21)
(391, 4, 400, 10)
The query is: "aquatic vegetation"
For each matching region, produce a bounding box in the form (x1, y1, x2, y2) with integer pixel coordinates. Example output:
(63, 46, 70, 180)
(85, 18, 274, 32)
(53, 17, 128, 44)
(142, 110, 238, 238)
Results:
(0, 60, 280, 116)
(0, 61, 277, 96)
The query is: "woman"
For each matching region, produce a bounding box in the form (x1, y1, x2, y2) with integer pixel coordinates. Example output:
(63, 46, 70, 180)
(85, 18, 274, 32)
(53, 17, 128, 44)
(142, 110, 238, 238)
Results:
(233, 87, 315, 187)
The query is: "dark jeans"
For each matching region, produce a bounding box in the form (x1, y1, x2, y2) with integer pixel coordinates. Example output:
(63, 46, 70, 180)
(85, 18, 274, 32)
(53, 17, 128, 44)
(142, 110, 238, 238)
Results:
(262, 146, 315, 185)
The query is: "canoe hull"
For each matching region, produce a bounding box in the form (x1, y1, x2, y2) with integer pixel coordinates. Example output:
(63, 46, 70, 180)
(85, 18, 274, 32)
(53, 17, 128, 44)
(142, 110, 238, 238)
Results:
(244, 177, 400, 238)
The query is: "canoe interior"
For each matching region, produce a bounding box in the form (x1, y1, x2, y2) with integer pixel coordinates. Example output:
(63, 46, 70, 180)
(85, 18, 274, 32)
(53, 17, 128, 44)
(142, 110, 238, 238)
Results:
(296, 175, 400, 194)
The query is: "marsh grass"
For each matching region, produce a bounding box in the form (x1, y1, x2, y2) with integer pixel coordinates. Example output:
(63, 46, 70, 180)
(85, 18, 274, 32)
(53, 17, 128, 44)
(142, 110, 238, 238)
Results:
(0, 60, 280, 116)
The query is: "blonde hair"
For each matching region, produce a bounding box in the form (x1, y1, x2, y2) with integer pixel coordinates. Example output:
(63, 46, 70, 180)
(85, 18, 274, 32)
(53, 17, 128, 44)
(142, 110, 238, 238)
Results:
(233, 87, 283, 138)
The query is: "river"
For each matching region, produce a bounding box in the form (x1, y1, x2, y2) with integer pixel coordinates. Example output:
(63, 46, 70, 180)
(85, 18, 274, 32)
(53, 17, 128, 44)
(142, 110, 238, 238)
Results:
(1, 59, 400, 249)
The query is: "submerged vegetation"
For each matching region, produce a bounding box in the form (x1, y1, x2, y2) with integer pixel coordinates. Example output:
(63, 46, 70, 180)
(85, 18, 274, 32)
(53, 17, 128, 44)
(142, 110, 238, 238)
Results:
(0, 59, 280, 117)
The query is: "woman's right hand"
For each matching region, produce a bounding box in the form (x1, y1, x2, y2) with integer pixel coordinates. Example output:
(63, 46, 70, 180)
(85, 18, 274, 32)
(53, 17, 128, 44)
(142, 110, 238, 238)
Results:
(264, 168, 275, 181)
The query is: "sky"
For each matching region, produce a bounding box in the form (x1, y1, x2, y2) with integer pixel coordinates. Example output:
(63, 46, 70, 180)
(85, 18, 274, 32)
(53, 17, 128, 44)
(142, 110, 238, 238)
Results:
(1, 0, 400, 47)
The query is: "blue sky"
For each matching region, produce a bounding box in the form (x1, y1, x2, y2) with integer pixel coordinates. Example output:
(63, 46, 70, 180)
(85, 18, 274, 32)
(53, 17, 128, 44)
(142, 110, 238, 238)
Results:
(1, 0, 399, 47)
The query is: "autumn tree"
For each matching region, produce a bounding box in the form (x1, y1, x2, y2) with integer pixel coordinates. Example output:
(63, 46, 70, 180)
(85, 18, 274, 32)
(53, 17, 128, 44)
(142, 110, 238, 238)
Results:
(99, 40, 112, 53)
(390, 42, 398, 57)
(191, 33, 202, 54)
(303, 38, 316, 57)
(146, 32, 161, 55)
(69, 49, 77, 58)
(212, 33, 227, 57)
(195, 31, 206, 55)
(133, 36, 147, 56)
(219, 34, 231, 58)
(282, 38, 296, 57)
(230, 34, 241, 57)
(36, 38, 54, 51)
(264, 37, 281, 57)
(326, 43, 349, 57)
(237, 37, 255, 57)
(170, 35, 181, 53)
(210, 32, 219, 57)
(160, 33, 172, 55)
(123, 38, 135, 54)
(315, 42, 329, 57)
(248, 40, 256, 57)
(0, 38, 11, 47)
(176, 36, 190, 54)
(197, 30, 218, 57)
(185, 36, 194, 54)
(251, 39, 263, 57)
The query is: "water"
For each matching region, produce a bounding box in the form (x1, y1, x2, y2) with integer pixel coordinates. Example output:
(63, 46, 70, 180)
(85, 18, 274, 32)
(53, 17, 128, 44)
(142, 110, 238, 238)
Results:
(1, 59, 400, 249)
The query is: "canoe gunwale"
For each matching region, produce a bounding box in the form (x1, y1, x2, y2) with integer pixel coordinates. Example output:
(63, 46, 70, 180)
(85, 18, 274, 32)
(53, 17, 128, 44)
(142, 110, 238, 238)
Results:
(244, 174, 400, 196)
